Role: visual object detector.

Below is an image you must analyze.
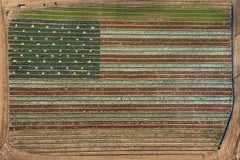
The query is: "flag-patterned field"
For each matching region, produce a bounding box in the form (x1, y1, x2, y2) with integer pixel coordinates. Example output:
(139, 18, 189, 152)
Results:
(8, 3, 233, 157)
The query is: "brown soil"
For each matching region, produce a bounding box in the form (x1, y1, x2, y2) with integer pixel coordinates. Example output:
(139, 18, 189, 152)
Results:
(100, 38, 230, 46)
(0, 0, 8, 150)
(10, 121, 225, 130)
(101, 22, 230, 30)
(9, 104, 231, 114)
(9, 87, 231, 96)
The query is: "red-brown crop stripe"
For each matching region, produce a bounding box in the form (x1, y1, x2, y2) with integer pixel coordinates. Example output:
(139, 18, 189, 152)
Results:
(100, 55, 231, 59)
(100, 22, 230, 30)
(100, 38, 230, 46)
(10, 121, 226, 130)
(9, 87, 232, 96)
(9, 104, 231, 114)
(99, 58, 230, 63)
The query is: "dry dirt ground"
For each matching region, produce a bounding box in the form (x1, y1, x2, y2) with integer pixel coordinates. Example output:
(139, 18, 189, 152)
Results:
(0, 0, 240, 160)
(0, 0, 8, 150)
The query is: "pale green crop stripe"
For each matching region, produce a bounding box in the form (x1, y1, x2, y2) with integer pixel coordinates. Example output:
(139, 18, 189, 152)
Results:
(10, 117, 228, 122)
(9, 100, 232, 105)
(100, 67, 231, 71)
(101, 46, 230, 51)
(9, 79, 232, 88)
(9, 79, 232, 83)
(101, 34, 229, 39)
(100, 63, 231, 68)
(11, 96, 232, 101)
(10, 113, 229, 118)
(9, 83, 232, 88)
(101, 30, 231, 35)
(101, 51, 231, 55)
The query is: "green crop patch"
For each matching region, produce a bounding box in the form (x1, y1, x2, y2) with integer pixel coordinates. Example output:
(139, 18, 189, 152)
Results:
(9, 20, 101, 79)
(17, 5, 230, 22)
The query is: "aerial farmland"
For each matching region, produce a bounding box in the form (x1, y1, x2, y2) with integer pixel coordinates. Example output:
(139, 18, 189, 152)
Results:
(0, 0, 240, 160)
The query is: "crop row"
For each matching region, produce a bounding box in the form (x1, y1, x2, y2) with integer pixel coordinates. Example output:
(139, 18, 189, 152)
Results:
(9, 32, 99, 37)
(17, 5, 230, 22)
(9, 69, 232, 73)
(9, 63, 231, 67)
(18, 14, 230, 22)
(9, 78, 232, 83)
(9, 45, 99, 49)
(10, 26, 230, 36)
(9, 83, 232, 89)
(10, 40, 99, 45)
(9, 35, 230, 39)
(9, 58, 99, 63)
(8, 46, 231, 52)
(9, 95, 232, 101)
(9, 26, 230, 35)
(9, 117, 229, 122)
(41, 6, 229, 13)
(8, 51, 231, 55)
(22, 9, 229, 15)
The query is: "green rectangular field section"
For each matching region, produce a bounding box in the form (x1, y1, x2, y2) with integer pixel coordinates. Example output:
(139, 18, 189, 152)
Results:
(17, 5, 230, 22)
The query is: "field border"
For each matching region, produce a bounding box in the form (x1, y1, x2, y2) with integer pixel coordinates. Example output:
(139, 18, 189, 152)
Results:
(0, 0, 239, 160)
(0, 0, 8, 150)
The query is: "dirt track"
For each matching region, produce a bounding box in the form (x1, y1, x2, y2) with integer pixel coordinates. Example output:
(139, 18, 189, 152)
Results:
(0, 0, 8, 150)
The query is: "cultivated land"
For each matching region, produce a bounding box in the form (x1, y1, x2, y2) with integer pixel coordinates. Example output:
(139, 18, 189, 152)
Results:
(1, 0, 240, 160)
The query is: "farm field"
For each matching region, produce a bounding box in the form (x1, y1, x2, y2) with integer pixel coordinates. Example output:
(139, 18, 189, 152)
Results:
(7, 2, 233, 158)
(17, 6, 230, 22)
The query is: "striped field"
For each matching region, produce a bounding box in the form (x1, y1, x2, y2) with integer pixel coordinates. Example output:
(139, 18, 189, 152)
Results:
(8, 2, 233, 157)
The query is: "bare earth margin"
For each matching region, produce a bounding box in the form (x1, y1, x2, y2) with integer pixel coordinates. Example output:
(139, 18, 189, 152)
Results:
(0, 0, 240, 160)
(0, 0, 8, 149)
